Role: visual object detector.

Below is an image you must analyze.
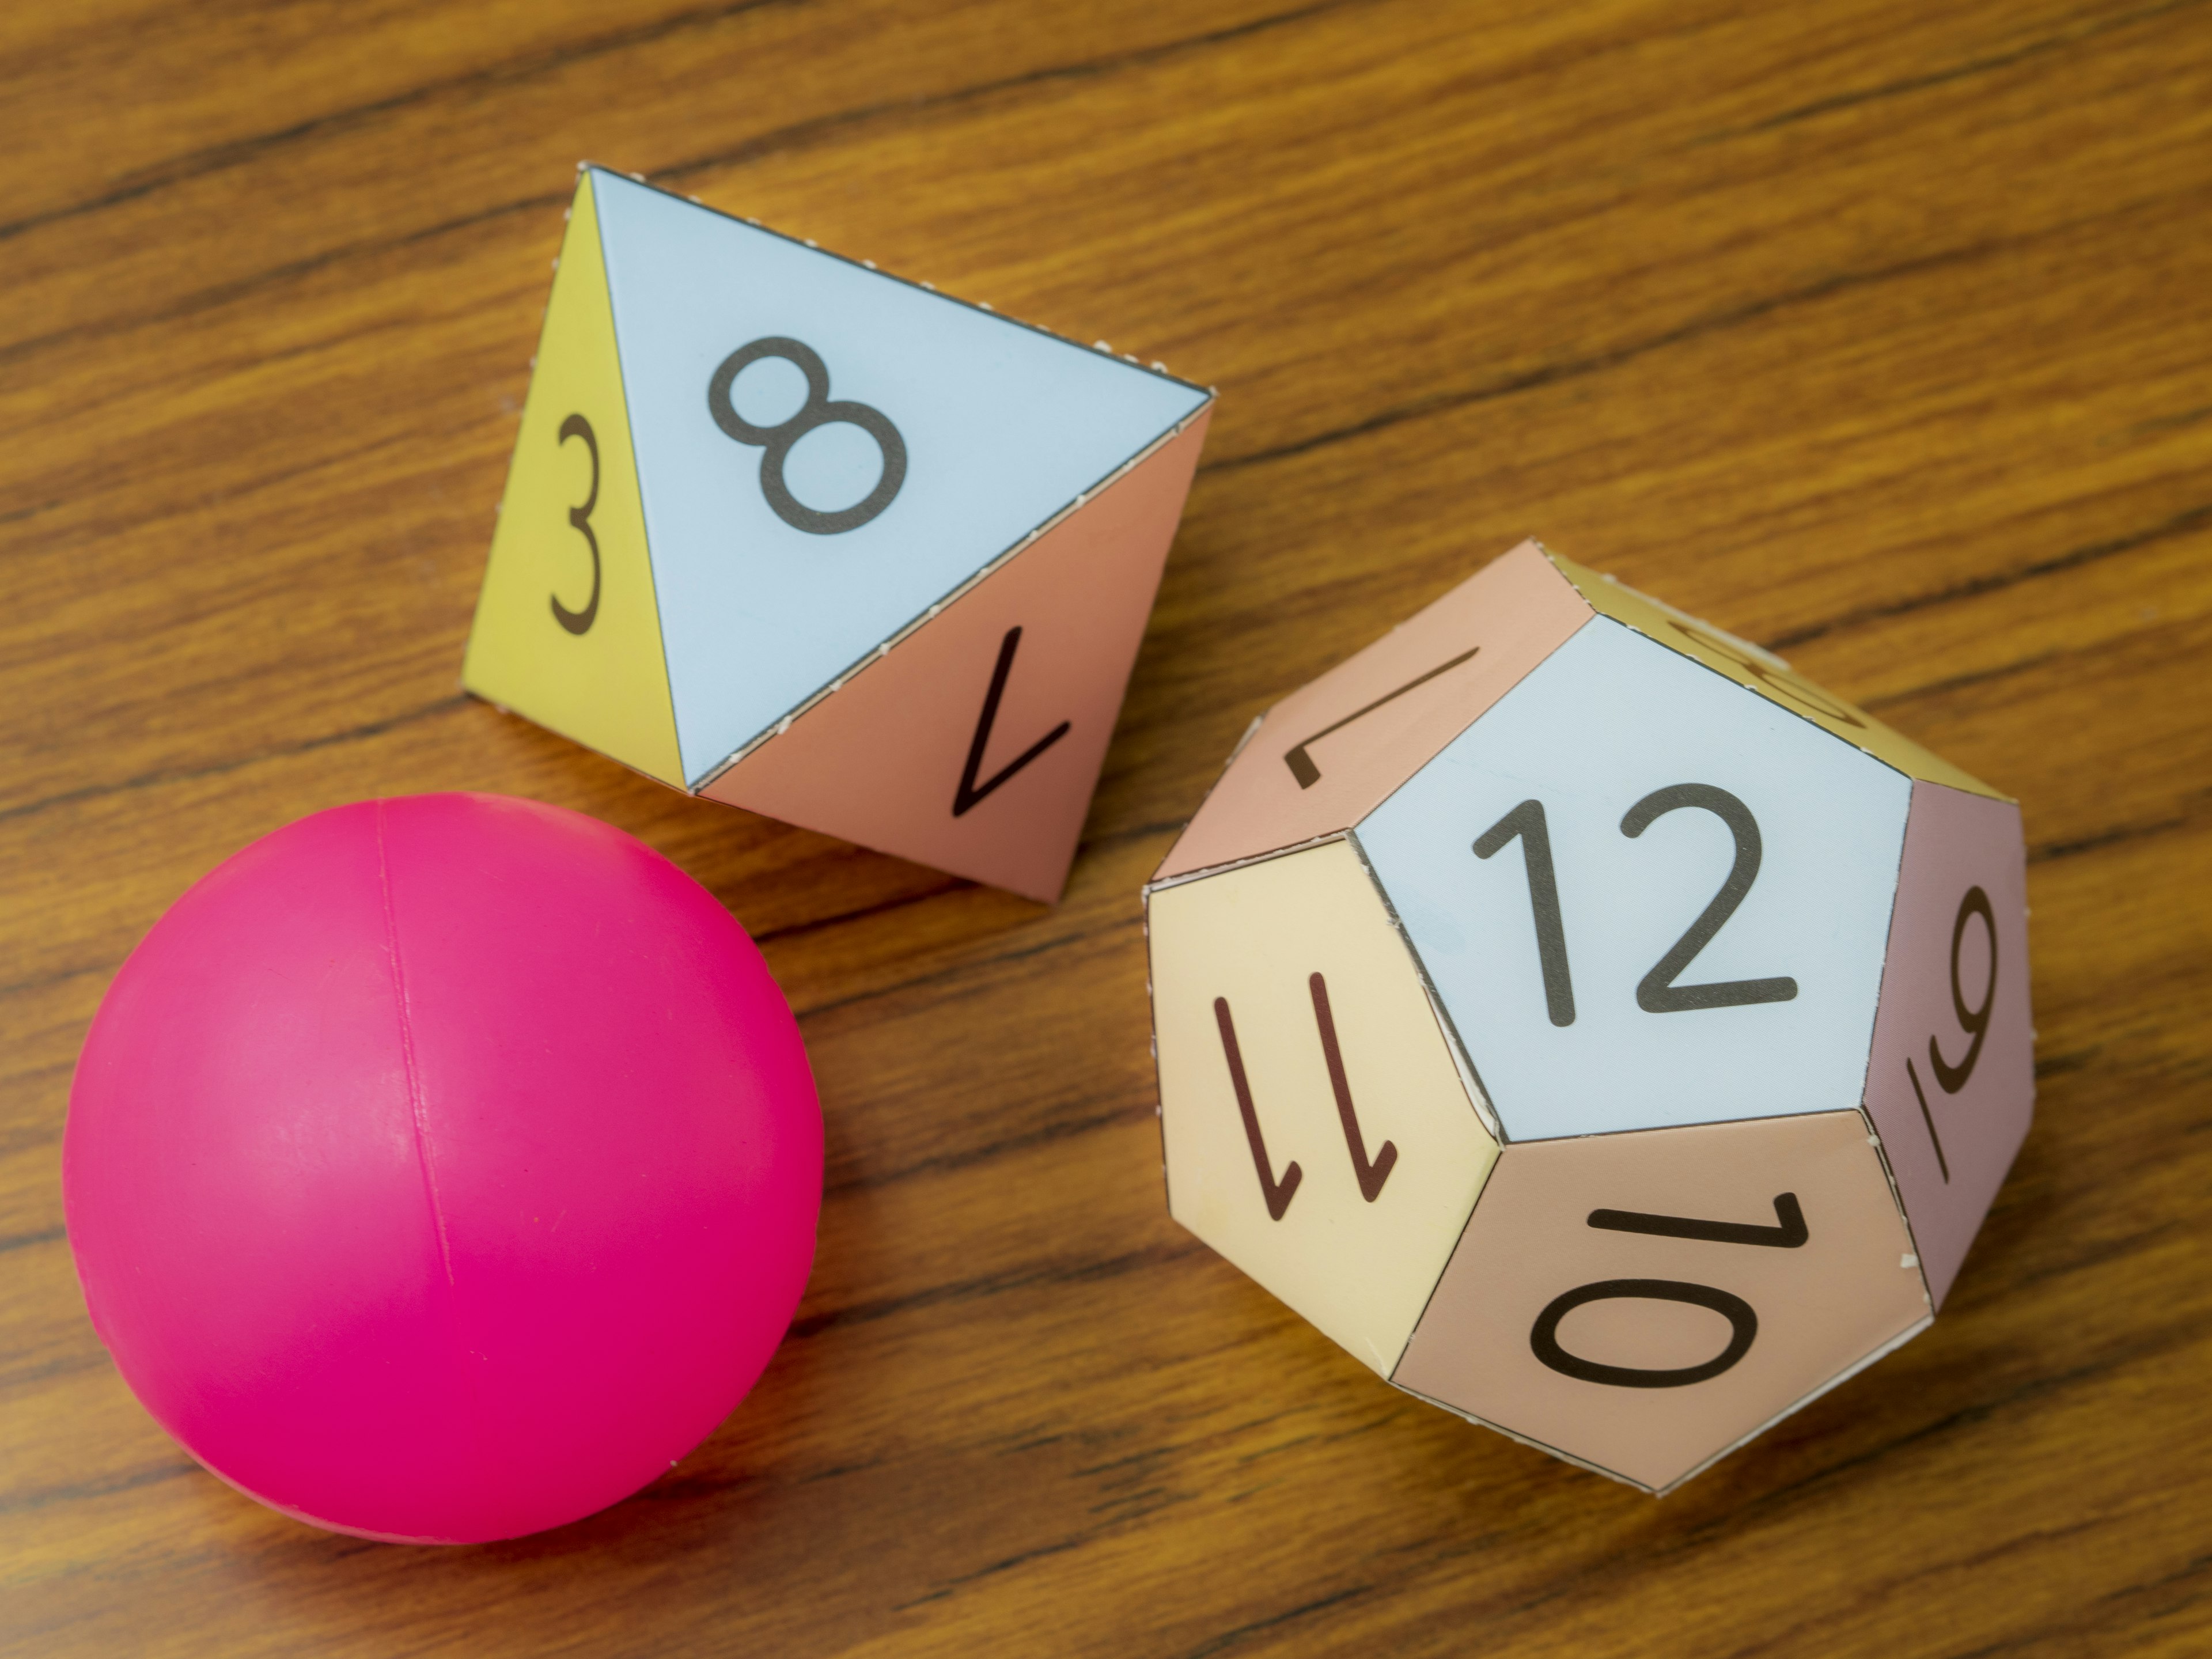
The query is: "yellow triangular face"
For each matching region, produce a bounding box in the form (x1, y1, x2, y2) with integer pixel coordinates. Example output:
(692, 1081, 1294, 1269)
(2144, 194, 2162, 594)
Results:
(463, 173, 683, 786)
(1543, 549, 2006, 801)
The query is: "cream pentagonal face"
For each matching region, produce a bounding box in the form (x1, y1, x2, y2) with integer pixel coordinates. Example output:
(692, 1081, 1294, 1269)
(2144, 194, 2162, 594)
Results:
(1357, 616, 1914, 1142)
(1392, 1112, 1931, 1493)
(1148, 840, 1499, 1376)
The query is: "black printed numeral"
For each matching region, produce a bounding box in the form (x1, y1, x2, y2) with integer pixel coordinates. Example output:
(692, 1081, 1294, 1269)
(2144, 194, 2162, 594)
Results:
(953, 627, 1070, 818)
(1529, 1194, 1806, 1389)
(1282, 647, 1480, 789)
(1213, 971, 1396, 1222)
(550, 413, 601, 635)
(1475, 785, 1798, 1024)
(707, 336, 906, 535)
(1907, 884, 1998, 1184)
(1588, 1191, 1808, 1249)
(1473, 800, 1574, 1027)
(1214, 996, 1301, 1221)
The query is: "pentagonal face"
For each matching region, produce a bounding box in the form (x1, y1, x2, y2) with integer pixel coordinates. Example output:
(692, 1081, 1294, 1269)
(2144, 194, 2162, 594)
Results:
(1154, 541, 1595, 880)
(1149, 839, 1499, 1376)
(588, 169, 1210, 787)
(1357, 616, 1912, 1141)
(1392, 1112, 1930, 1492)
(1863, 783, 2033, 1309)
(1547, 551, 2002, 800)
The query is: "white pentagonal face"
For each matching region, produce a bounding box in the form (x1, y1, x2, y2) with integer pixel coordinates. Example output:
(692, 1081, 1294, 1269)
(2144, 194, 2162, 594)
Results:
(1356, 616, 1912, 1142)
(1148, 840, 1499, 1376)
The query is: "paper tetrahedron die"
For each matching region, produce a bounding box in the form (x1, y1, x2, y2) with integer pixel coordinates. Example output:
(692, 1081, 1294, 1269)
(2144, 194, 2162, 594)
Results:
(464, 166, 1214, 902)
(1145, 541, 2033, 1492)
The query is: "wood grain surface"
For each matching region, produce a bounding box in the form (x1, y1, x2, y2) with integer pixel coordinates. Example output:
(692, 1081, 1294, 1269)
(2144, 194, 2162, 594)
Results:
(4, 1, 2209, 1653)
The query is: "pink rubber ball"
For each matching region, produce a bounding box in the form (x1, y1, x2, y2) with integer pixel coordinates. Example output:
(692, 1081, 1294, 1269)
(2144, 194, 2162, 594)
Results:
(63, 793, 822, 1544)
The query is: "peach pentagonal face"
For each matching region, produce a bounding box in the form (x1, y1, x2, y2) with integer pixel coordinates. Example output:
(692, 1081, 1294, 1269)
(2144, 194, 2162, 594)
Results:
(1153, 541, 1594, 881)
(1391, 1112, 1930, 1493)
(1862, 783, 2033, 1309)
(1148, 839, 1499, 1376)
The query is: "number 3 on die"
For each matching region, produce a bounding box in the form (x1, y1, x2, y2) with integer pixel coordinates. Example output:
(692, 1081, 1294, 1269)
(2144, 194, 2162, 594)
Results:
(550, 413, 600, 635)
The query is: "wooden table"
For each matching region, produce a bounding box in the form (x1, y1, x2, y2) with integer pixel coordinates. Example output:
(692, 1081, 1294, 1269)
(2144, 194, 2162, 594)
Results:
(5, 2, 2208, 1653)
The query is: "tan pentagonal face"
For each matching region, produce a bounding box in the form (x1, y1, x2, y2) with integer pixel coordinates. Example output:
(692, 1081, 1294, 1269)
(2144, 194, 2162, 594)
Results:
(1391, 1112, 1930, 1491)
(1148, 840, 1499, 1376)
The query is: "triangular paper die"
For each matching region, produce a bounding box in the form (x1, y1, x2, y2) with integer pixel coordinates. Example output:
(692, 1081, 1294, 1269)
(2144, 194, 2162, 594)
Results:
(1156, 540, 1594, 881)
(587, 168, 1213, 787)
(463, 172, 683, 786)
(703, 412, 1211, 902)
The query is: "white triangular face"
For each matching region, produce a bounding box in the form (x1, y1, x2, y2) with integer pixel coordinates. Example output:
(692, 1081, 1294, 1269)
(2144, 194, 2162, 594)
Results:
(589, 169, 1211, 787)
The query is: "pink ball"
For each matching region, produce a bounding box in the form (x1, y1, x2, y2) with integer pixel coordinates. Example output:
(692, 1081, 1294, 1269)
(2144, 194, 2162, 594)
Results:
(63, 793, 821, 1544)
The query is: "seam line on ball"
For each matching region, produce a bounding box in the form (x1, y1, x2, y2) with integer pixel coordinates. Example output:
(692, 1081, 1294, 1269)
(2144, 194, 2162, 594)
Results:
(375, 801, 460, 1297)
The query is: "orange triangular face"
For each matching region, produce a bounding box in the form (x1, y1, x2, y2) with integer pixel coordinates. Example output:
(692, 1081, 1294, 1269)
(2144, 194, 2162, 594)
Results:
(703, 411, 1211, 902)
(1154, 540, 1594, 881)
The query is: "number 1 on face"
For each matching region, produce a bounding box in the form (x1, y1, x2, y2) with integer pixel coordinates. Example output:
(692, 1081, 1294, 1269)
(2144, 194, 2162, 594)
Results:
(1475, 799, 1576, 1027)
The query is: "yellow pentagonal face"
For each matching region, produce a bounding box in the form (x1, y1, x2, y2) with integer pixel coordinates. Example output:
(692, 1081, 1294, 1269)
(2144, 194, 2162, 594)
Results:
(1544, 550, 2005, 801)
(1147, 839, 1499, 1376)
(463, 173, 685, 787)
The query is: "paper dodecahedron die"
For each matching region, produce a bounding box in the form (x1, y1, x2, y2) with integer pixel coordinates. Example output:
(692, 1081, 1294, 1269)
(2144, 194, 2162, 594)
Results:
(1145, 541, 2032, 1493)
(465, 166, 1214, 902)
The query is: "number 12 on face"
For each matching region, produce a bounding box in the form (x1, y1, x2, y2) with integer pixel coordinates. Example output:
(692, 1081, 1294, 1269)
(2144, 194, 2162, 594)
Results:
(1475, 785, 1800, 1025)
